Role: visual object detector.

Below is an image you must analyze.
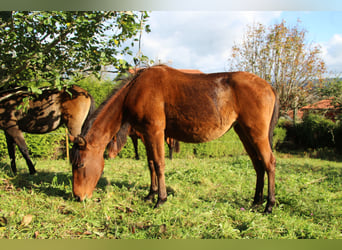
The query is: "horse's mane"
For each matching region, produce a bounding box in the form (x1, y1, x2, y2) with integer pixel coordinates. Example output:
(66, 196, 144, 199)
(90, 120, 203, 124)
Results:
(107, 122, 131, 158)
(80, 67, 147, 137)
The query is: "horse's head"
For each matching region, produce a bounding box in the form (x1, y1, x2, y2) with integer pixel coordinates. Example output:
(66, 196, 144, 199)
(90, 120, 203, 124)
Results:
(70, 135, 104, 201)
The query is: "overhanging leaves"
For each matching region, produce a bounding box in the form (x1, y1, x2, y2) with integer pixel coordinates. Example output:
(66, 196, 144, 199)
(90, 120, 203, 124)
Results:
(0, 11, 150, 91)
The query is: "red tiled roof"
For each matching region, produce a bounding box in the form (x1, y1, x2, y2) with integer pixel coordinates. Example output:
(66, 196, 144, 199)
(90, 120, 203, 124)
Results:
(301, 98, 335, 110)
(287, 98, 339, 120)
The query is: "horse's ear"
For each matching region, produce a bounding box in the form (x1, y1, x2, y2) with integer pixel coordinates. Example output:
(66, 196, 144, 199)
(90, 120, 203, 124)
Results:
(75, 135, 87, 149)
(69, 135, 87, 149)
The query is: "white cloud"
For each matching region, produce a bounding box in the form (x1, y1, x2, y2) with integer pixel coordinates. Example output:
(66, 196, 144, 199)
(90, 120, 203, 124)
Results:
(141, 11, 282, 73)
(321, 34, 342, 73)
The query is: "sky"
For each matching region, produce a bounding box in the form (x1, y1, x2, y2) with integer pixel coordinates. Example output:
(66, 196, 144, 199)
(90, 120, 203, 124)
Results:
(133, 11, 342, 75)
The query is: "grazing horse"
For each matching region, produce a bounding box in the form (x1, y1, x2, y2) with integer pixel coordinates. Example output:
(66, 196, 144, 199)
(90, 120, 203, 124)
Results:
(107, 126, 180, 160)
(70, 65, 279, 213)
(0, 85, 95, 174)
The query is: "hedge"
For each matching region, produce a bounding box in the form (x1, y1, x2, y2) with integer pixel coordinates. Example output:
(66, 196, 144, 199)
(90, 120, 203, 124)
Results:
(279, 113, 342, 152)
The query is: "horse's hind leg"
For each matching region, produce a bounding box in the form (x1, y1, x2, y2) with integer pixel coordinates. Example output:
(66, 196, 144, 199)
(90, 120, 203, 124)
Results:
(234, 125, 265, 205)
(257, 140, 276, 213)
(5, 128, 36, 175)
(234, 123, 276, 213)
(5, 132, 18, 174)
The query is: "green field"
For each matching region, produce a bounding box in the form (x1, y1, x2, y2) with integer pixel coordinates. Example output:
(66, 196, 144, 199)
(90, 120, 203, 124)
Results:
(0, 151, 341, 239)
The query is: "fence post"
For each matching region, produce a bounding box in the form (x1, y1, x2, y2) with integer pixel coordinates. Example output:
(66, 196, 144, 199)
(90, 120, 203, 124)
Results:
(65, 128, 69, 162)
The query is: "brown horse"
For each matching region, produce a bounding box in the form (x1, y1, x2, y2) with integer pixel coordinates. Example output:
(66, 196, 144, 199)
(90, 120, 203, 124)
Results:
(107, 126, 180, 160)
(0, 85, 95, 174)
(70, 65, 279, 213)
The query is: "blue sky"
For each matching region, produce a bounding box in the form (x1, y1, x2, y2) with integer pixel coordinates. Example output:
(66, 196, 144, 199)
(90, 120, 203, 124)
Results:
(277, 12, 342, 42)
(135, 11, 342, 74)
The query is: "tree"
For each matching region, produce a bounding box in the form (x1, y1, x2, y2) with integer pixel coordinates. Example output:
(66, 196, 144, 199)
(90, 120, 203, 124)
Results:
(0, 11, 151, 91)
(227, 20, 327, 123)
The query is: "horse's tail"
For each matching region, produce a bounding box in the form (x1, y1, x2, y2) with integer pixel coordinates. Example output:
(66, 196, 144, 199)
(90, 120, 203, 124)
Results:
(106, 123, 130, 159)
(269, 89, 280, 149)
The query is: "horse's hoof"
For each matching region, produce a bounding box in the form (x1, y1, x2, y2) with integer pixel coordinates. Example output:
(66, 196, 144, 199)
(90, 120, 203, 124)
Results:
(29, 170, 37, 175)
(144, 195, 154, 202)
(264, 206, 273, 214)
(153, 198, 167, 209)
(144, 191, 157, 202)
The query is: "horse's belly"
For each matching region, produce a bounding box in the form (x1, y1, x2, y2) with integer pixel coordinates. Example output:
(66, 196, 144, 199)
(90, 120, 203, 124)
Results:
(165, 118, 233, 143)
(18, 111, 62, 134)
(164, 102, 237, 143)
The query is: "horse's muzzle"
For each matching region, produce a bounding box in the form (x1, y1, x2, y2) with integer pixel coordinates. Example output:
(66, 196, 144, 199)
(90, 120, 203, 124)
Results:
(74, 195, 82, 202)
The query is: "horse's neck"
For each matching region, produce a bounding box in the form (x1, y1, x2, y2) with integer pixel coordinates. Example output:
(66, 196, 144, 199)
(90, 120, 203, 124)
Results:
(86, 85, 129, 149)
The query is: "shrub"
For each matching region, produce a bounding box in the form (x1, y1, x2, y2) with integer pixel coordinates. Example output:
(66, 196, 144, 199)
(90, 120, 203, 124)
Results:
(24, 128, 66, 159)
(76, 76, 116, 107)
(334, 121, 342, 153)
(297, 114, 335, 148)
(273, 126, 287, 149)
(0, 131, 7, 159)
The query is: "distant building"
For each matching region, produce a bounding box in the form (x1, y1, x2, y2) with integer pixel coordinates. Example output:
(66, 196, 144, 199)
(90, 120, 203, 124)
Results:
(288, 98, 341, 122)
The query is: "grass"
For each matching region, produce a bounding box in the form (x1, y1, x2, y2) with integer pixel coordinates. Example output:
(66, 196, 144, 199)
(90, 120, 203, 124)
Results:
(0, 153, 341, 239)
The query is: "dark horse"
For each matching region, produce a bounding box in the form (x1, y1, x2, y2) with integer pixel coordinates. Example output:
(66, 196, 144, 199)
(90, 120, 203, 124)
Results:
(106, 126, 180, 160)
(70, 65, 279, 213)
(0, 85, 95, 174)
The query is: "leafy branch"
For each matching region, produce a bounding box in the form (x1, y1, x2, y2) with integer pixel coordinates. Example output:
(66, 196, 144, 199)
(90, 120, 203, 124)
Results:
(0, 11, 151, 92)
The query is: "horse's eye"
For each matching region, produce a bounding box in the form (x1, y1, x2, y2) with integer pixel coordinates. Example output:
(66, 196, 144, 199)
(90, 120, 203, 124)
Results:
(73, 163, 84, 170)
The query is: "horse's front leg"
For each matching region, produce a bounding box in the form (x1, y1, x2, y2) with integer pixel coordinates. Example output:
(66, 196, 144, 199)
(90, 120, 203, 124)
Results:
(144, 158, 158, 202)
(131, 135, 140, 160)
(143, 131, 167, 208)
(153, 157, 167, 208)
